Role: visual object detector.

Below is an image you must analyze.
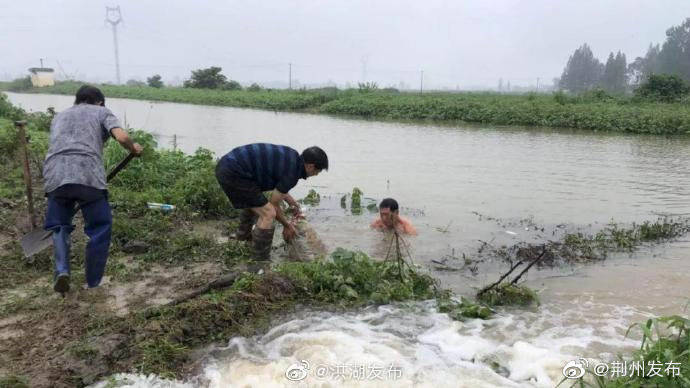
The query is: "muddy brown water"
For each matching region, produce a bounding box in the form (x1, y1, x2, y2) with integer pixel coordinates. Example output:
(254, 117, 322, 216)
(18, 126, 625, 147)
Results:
(8, 92, 690, 387)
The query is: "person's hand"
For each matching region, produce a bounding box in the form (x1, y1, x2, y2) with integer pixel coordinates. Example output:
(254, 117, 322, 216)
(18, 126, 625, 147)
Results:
(291, 206, 305, 220)
(283, 223, 297, 242)
(132, 143, 144, 156)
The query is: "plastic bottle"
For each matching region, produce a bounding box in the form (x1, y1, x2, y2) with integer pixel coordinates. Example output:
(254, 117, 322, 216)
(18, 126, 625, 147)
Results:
(146, 202, 176, 211)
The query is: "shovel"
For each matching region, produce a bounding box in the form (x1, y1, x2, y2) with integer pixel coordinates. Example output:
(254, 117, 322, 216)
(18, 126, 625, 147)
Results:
(20, 153, 135, 258)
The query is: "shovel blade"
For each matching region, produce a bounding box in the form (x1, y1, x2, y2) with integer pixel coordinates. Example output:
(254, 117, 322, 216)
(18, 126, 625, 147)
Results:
(21, 229, 53, 258)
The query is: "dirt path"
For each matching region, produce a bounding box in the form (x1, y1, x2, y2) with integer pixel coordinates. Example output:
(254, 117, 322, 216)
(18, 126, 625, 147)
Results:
(0, 217, 329, 387)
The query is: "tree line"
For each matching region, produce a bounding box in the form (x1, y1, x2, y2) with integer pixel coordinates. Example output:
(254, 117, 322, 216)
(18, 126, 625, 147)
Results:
(559, 18, 690, 95)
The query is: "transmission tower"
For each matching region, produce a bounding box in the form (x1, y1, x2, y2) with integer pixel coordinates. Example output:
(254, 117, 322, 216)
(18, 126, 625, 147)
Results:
(105, 6, 123, 84)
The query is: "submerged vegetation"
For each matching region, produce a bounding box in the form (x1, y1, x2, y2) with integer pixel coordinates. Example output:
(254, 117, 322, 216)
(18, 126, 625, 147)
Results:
(469, 215, 690, 309)
(477, 283, 539, 307)
(470, 216, 690, 269)
(3, 81, 690, 134)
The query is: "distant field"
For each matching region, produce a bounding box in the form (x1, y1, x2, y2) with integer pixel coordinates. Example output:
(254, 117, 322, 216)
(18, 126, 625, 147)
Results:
(3, 81, 690, 135)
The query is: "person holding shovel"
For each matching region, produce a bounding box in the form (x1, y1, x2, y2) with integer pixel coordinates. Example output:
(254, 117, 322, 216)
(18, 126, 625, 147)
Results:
(43, 85, 142, 294)
(215, 143, 328, 267)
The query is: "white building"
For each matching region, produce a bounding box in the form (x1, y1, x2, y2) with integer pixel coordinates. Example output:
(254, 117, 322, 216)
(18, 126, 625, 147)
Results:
(28, 67, 55, 87)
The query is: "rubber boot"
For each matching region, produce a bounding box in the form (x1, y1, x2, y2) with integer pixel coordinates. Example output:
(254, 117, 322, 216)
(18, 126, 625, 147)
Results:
(251, 227, 275, 261)
(249, 227, 275, 273)
(234, 209, 257, 241)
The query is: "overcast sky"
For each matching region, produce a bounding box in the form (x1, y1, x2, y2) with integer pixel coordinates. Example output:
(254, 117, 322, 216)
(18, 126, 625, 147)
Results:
(1, 0, 688, 89)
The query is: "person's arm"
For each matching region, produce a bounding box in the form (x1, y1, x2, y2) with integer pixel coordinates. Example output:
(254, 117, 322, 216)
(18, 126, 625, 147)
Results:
(371, 218, 383, 229)
(270, 189, 297, 241)
(110, 127, 143, 156)
(398, 216, 417, 235)
(284, 194, 304, 219)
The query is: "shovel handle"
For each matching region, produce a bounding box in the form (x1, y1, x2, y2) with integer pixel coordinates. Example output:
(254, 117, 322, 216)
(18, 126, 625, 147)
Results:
(107, 153, 135, 182)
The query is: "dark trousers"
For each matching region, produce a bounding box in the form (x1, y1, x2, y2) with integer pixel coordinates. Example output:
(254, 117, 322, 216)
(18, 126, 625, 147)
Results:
(44, 184, 112, 288)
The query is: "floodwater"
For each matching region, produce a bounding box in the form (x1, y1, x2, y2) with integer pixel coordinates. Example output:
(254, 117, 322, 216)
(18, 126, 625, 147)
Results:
(7, 92, 690, 387)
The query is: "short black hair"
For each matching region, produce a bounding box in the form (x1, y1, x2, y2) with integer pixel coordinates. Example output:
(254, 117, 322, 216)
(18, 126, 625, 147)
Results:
(74, 85, 105, 106)
(301, 146, 328, 170)
(379, 198, 399, 212)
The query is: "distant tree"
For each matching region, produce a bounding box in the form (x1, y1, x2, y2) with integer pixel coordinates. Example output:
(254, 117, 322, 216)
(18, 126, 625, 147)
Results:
(634, 74, 690, 102)
(247, 83, 262, 92)
(6, 76, 33, 92)
(126, 79, 146, 87)
(657, 18, 690, 81)
(602, 51, 627, 93)
(381, 87, 400, 94)
(222, 80, 242, 91)
(147, 74, 164, 88)
(628, 44, 661, 86)
(184, 66, 227, 89)
(357, 82, 378, 93)
(559, 43, 604, 93)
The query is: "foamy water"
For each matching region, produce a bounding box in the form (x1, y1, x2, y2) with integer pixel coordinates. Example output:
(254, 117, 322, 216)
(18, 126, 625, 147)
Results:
(91, 297, 648, 388)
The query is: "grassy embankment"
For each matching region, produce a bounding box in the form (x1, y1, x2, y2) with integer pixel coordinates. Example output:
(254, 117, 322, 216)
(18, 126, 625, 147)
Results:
(0, 94, 687, 387)
(2, 80, 690, 135)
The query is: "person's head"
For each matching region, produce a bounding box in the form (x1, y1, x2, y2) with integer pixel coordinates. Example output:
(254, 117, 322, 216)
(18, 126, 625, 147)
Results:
(379, 198, 399, 227)
(74, 85, 105, 106)
(301, 146, 328, 177)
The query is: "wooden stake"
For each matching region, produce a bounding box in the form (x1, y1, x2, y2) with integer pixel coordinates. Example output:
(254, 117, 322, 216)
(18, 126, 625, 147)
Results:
(15, 120, 36, 228)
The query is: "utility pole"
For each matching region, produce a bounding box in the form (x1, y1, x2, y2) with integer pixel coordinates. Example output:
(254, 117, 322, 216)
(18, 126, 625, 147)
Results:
(288, 63, 292, 90)
(105, 6, 123, 84)
(420, 70, 424, 94)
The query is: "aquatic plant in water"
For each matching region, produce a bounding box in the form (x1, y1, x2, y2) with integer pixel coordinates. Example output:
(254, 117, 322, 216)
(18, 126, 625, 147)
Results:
(299, 189, 320, 206)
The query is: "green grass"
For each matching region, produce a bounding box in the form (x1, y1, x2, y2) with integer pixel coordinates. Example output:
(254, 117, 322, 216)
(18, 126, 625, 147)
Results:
(559, 315, 690, 387)
(4, 81, 690, 134)
(0, 375, 29, 388)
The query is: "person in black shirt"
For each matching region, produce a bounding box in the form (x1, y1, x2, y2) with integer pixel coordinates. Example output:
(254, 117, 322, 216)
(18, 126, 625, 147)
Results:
(215, 143, 328, 264)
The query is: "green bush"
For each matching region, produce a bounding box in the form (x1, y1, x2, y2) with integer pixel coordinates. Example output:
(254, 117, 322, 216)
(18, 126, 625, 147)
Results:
(634, 74, 690, 103)
(0, 93, 26, 120)
(277, 248, 437, 305)
(5, 76, 33, 92)
(247, 83, 262, 92)
(0, 119, 17, 156)
(581, 88, 615, 103)
(222, 80, 242, 91)
(104, 131, 232, 217)
(147, 74, 164, 88)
